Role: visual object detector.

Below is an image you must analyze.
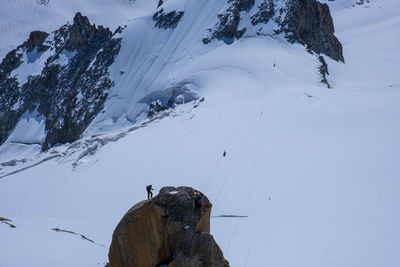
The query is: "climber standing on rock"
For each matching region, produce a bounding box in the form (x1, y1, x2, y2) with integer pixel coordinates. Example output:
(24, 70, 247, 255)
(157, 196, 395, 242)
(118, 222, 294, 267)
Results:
(146, 185, 154, 200)
(192, 191, 203, 208)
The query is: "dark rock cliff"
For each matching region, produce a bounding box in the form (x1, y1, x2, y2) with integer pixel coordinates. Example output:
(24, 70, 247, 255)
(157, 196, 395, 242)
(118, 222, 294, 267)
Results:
(204, 0, 344, 62)
(203, 0, 255, 44)
(108, 186, 229, 267)
(153, 9, 185, 29)
(279, 0, 344, 62)
(0, 13, 121, 149)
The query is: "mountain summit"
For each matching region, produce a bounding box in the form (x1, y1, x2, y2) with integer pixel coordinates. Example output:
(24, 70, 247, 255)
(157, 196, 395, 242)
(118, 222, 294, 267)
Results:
(109, 186, 229, 267)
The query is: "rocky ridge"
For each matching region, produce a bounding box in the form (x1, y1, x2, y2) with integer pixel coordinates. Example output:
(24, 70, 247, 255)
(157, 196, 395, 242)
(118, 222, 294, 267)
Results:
(203, 0, 255, 44)
(153, 9, 185, 29)
(204, 0, 344, 62)
(108, 186, 229, 267)
(0, 12, 121, 150)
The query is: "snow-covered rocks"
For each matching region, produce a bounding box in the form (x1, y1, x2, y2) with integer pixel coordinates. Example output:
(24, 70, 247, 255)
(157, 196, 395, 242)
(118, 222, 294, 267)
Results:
(203, 0, 255, 44)
(153, 9, 185, 29)
(139, 84, 199, 117)
(0, 12, 121, 150)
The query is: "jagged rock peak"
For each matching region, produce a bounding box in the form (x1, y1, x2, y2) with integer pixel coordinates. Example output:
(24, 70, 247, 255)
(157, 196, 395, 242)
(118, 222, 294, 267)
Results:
(0, 12, 121, 149)
(63, 12, 112, 51)
(73, 11, 90, 25)
(108, 186, 229, 267)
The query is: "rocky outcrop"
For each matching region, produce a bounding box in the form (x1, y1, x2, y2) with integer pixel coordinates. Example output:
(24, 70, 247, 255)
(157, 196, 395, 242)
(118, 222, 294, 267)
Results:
(204, 0, 344, 62)
(0, 217, 16, 228)
(355, 0, 370, 6)
(22, 31, 49, 53)
(36, 0, 49, 6)
(279, 0, 344, 62)
(0, 12, 121, 149)
(168, 229, 229, 267)
(139, 85, 199, 118)
(251, 0, 275, 25)
(203, 0, 254, 44)
(108, 186, 229, 267)
(153, 9, 184, 29)
(318, 56, 330, 88)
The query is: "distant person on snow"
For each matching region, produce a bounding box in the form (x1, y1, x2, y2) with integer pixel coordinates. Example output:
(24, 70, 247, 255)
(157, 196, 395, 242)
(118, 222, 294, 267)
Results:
(146, 185, 154, 200)
(192, 191, 203, 208)
(223, 150, 226, 157)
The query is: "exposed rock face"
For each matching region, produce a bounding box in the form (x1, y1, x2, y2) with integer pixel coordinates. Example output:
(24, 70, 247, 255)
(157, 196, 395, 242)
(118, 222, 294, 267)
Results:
(280, 0, 344, 62)
(204, 0, 344, 62)
(23, 31, 49, 53)
(168, 229, 229, 267)
(203, 0, 254, 44)
(0, 12, 121, 149)
(108, 186, 229, 267)
(318, 56, 331, 88)
(36, 0, 50, 6)
(153, 9, 184, 29)
(251, 0, 275, 25)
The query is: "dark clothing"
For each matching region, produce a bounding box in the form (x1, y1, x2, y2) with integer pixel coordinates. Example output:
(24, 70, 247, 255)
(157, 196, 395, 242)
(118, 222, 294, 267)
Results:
(223, 150, 226, 157)
(193, 191, 203, 208)
(195, 197, 202, 208)
(146, 185, 154, 200)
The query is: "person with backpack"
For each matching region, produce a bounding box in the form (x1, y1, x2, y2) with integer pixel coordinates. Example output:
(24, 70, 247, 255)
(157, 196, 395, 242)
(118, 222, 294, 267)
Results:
(192, 191, 203, 208)
(146, 185, 154, 200)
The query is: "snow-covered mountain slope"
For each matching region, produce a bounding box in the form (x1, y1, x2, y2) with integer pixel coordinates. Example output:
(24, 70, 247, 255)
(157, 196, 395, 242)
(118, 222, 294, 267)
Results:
(1, 0, 400, 266)
(1, 0, 344, 149)
(0, 0, 137, 60)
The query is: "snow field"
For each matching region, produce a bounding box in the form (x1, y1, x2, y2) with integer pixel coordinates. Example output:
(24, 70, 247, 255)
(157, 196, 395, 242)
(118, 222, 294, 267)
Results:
(1, 0, 400, 267)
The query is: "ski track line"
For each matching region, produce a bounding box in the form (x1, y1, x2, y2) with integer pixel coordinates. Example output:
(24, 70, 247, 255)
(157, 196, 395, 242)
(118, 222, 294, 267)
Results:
(243, 44, 281, 267)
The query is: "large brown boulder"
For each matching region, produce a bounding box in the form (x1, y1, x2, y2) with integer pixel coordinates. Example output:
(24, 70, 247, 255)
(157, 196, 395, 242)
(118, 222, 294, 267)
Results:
(169, 229, 229, 267)
(108, 186, 229, 267)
